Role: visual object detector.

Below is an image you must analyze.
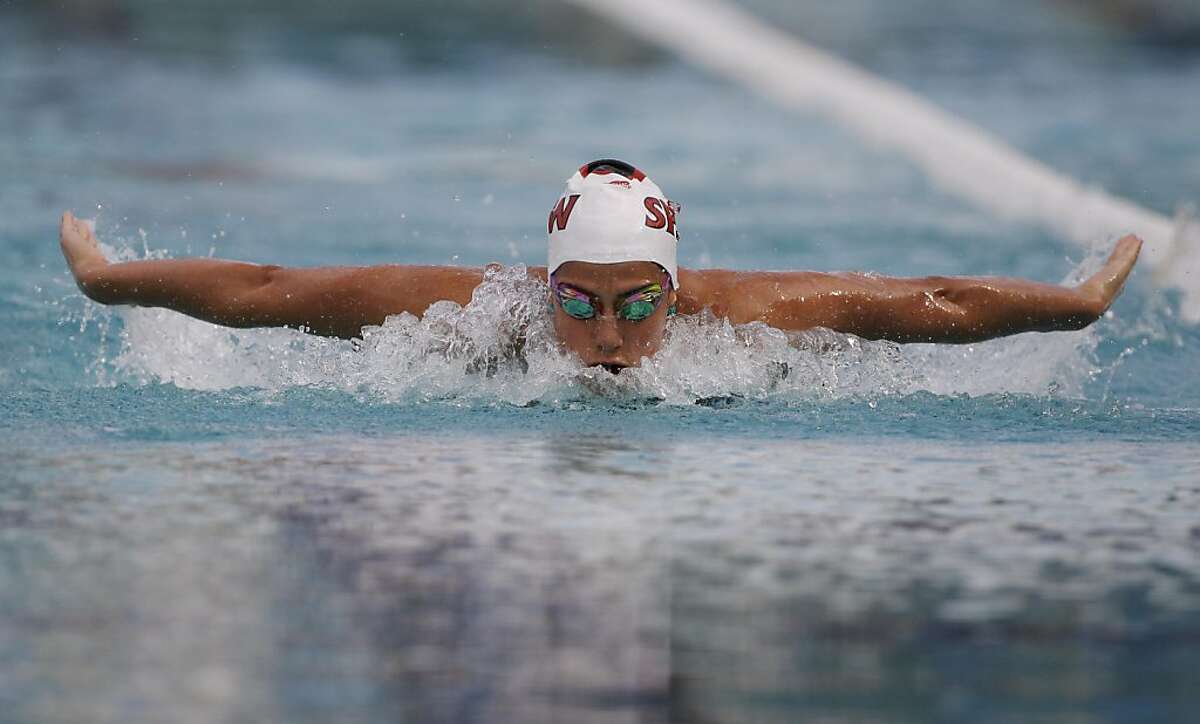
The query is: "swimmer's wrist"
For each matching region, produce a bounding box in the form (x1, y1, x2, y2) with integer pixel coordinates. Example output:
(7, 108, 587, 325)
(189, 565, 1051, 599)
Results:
(75, 260, 131, 305)
(1071, 279, 1113, 321)
(62, 248, 112, 298)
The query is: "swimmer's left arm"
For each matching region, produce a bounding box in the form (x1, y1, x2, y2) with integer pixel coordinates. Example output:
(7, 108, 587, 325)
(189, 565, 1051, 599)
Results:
(690, 235, 1142, 343)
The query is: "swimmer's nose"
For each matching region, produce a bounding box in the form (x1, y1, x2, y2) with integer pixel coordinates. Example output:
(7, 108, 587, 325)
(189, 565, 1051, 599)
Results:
(594, 316, 622, 353)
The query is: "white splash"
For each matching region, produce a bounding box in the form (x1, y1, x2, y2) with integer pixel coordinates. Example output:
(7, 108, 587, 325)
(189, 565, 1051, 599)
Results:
(82, 260, 1113, 404)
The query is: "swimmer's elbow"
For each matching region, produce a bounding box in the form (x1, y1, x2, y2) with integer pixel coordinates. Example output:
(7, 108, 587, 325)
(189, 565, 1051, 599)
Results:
(258, 264, 307, 317)
(246, 266, 365, 338)
(872, 282, 984, 343)
(259, 264, 286, 289)
(216, 264, 289, 326)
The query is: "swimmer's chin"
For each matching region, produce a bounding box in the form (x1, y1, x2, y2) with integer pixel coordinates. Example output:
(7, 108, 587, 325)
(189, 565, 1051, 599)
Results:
(586, 362, 630, 375)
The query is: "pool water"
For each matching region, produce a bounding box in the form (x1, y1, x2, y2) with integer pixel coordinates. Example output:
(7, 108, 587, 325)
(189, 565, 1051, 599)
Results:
(2, 2, 1200, 722)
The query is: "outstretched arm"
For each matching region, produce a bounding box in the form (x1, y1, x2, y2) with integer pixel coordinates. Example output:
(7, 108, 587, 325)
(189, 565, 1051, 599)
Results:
(59, 211, 484, 339)
(684, 235, 1142, 343)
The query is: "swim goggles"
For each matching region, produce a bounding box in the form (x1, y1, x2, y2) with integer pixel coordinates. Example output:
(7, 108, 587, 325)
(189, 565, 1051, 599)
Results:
(550, 276, 671, 322)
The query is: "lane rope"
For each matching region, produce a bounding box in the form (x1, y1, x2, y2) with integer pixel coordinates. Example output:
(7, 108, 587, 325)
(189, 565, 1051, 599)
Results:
(564, 0, 1199, 319)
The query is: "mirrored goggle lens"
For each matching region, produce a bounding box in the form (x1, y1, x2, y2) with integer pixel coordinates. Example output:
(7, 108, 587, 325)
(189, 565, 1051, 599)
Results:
(619, 299, 657, 321)
(560, 296, 596, 320)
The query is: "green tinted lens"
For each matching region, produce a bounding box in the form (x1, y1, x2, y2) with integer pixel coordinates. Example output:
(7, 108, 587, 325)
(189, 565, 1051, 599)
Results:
(561, 297, 595, 320)
(620, 300, 657, 321)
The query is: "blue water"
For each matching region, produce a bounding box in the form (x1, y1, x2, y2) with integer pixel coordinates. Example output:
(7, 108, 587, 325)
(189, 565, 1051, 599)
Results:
(3, 2, 1200, 722)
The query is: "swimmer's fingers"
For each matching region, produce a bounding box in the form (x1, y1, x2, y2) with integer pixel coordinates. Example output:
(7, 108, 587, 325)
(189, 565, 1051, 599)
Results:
(1078, 234, 1142, 315)
(59, 210, 109, 294)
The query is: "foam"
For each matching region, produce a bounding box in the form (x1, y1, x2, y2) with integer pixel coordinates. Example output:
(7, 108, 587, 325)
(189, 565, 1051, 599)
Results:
(83, 262, 1108, 405)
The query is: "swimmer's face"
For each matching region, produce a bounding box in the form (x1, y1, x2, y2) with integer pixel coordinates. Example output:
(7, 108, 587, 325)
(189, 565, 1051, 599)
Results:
(550, 261, 676, 373)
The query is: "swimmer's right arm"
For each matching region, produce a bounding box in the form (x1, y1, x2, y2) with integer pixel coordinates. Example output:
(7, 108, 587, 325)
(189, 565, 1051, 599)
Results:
(59, 212, 484, 339)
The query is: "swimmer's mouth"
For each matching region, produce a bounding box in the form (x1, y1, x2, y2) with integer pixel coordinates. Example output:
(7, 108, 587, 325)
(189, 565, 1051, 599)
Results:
(598, 363, 627, 375)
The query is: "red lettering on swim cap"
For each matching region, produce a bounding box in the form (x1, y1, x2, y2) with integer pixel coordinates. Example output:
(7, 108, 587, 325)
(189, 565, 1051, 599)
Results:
(644, 197, 678, 239)
(644, 197, 667, 230)
(548, 194, 581, 234)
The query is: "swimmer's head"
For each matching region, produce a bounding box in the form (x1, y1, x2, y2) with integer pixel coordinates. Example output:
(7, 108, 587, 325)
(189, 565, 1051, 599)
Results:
(546, 160, 680, 372)
(547, 159, 679, 288)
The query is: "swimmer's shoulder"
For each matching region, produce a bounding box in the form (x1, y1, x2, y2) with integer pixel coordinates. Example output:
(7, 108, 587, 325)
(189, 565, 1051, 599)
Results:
(676, 267, 761, 316)
(676, 267, 825, 321)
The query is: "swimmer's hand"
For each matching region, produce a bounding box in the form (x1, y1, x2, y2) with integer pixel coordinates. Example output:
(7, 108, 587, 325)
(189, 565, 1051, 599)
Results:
(60, 211, 110, 298)
(1076, 234, 1142, 317)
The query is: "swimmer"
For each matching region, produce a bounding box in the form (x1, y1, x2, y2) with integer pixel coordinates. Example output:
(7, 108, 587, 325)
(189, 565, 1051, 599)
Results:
(59, 159, 1142, 373)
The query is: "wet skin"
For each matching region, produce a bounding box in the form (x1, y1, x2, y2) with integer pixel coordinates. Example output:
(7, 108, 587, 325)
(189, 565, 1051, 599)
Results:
(59, 211, 1143, 370)
(549, 261, 677, 372)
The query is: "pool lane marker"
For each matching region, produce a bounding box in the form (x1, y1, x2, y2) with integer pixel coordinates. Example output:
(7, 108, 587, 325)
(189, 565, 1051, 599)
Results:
(564, 0, 1200, 320)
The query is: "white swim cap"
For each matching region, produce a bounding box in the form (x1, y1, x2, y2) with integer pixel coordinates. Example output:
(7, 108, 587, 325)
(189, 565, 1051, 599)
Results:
(547, 159, 680, 289)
